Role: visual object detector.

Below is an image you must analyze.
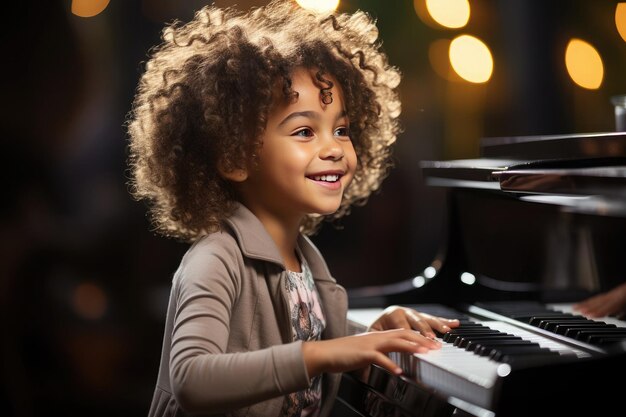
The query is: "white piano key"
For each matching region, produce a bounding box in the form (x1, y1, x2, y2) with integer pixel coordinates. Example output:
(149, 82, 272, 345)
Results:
(390, 333, 504, 410)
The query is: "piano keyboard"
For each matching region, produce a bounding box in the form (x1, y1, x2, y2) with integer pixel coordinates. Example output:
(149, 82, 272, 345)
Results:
(471, 301, 626, 349)
(347, 303, 626, 414)
(390, 318, 590, 412)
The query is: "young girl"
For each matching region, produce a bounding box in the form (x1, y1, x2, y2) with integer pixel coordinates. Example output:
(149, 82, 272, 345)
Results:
(127, 1, 459, 416)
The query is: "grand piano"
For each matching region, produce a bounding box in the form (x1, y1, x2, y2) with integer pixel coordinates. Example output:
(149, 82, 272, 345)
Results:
(334, 132, 626, 417)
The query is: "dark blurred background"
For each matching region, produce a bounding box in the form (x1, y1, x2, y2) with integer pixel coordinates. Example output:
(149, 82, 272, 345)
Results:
(2, 1, 625, 416)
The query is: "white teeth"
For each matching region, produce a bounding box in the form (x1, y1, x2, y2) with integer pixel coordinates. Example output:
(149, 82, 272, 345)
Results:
(313, 175, 339, 182)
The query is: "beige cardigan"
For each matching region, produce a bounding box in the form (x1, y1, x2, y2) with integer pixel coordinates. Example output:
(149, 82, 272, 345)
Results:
(147, 203, 348, 417)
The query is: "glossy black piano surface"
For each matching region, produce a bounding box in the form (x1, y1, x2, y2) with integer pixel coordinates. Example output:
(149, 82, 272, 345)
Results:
(338, 132, 626, 417)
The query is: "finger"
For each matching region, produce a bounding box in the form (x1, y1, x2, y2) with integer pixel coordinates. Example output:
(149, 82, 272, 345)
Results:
(415, 332, 442, 349)
(368, 322, 384, 331)
(372, 352, 404, 375)
(427, 317, 460, 335)
(582, 297, 609, 315)
(371, 340, 430, 374)
(386, 329, 441, 350)
(577, 299, 611, 317)
(406, 311, 436, 338)
(389, 316, 413, 331)
(385, 310, 415, 330)
(589, 299, 621, 317)
(584, 307, 607, 318)
(574, 298, 599, 313)
(444, 317, 461, 328)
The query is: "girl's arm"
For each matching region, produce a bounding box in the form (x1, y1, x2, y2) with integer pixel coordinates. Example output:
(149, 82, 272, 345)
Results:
(301, 306, 460, 378)
(301, 328, 440, 378)
(169, 242, 309, 414)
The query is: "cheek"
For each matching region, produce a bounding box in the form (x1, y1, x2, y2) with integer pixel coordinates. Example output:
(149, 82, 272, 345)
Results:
(345, 143, 358, 176)
(283, 147, 313, 175)
(259, 143, 307, 173)
(263, 147, 312, 182)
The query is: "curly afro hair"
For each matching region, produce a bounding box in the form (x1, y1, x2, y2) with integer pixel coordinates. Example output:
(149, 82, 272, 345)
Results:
(127, 0, 402, 242)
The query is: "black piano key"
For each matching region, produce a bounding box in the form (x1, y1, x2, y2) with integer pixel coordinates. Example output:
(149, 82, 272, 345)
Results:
(562, 325, 620, 338)
(476, 342, 544, 357)
(442, 333, 455, 343)
(447, 328, 499, 334)
(458, 334, 519, 349)
(498, 350, 564, 366)
(557, 323, 615, 336)
(487, 345, 555, 361)
(576, 329, 626, 343)
(539, 319, 597, 331)
(592, 336, 626, 344)
(445, 326, 491, 333)
(444, 330, 501, 344)
(459, 334, 524, 350)
(453, 332, 505, 346)
(526, 314, 585, 327)
(447, 325, 493, 333)
(510, 311, 568, 321)
(442, 326, 482, 333)
(454, 322, 485, 327)
(468, 339, 533, 353)
(511, 313, 562, 323)
(442, 331, 491, 343)
(458, 331, 516, 337)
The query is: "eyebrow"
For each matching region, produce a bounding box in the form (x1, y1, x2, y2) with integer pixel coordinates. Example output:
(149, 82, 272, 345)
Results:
(278, 109, 348, 127)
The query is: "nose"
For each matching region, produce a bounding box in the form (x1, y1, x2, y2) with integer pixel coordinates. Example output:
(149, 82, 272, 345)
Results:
(319, 135, 344, 161)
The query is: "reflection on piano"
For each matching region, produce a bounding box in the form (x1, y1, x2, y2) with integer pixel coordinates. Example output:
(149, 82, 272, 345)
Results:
(335, 132, 626, 417)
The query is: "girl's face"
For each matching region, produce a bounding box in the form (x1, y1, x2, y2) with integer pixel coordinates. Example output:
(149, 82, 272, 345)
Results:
(238, 67, 357, 224)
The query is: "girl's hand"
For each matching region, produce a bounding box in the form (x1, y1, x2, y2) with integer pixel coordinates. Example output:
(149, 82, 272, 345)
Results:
(573, 282, 626, 318)
(302, 329, 440, 377)
(368, 305, 460, 338)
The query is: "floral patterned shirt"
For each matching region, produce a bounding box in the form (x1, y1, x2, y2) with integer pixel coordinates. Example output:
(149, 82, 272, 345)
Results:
(282, 256, 326, 417)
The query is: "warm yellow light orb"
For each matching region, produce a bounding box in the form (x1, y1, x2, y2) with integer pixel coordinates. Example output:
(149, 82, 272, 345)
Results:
(565, 38, 604, 90)
(449, 35, 493, 83)
(71, 0, 110, 18)
(425, 0, 470, 29)
(616, 3, 626, 42)
(296, 0, 340, 14)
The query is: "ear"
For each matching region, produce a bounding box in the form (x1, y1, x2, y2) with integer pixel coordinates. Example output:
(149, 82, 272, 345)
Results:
(218, 162, 248, 183)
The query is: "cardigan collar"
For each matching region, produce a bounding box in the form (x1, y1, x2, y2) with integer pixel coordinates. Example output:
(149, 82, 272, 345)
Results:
(223, 203, 336, 283)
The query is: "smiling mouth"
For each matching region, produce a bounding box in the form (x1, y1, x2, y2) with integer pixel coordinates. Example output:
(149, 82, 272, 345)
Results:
(309, 174, 340, 182)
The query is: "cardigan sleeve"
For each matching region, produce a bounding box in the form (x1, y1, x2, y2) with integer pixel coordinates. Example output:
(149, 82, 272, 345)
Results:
(168, 236, 311, 414)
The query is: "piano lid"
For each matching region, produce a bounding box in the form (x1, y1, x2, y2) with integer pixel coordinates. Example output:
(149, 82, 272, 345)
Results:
(421, 131, 626, 217)
(348, 131, 626, 310)
(480, 131, 626, 160)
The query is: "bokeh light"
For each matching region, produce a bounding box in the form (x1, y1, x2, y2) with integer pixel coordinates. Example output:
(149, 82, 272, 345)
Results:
(296, 0, 340, 14)
(426, 0, 470, 28)
(616, 3, 626, 42)
(71, 0, 110, 18)
(565, 38, 604, 89)
(449, 34, 493, 83)
(72, 282, 108, 320)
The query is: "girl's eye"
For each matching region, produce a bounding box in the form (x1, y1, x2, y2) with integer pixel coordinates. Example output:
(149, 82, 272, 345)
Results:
(293, 128, 314, 137)
(334, 126, 350, 137)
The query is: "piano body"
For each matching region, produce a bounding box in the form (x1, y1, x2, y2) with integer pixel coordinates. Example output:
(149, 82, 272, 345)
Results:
(334, 132, 626, 417)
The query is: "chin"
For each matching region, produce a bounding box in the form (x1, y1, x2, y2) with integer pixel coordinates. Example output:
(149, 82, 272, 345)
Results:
(316, 205, 342, 216)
